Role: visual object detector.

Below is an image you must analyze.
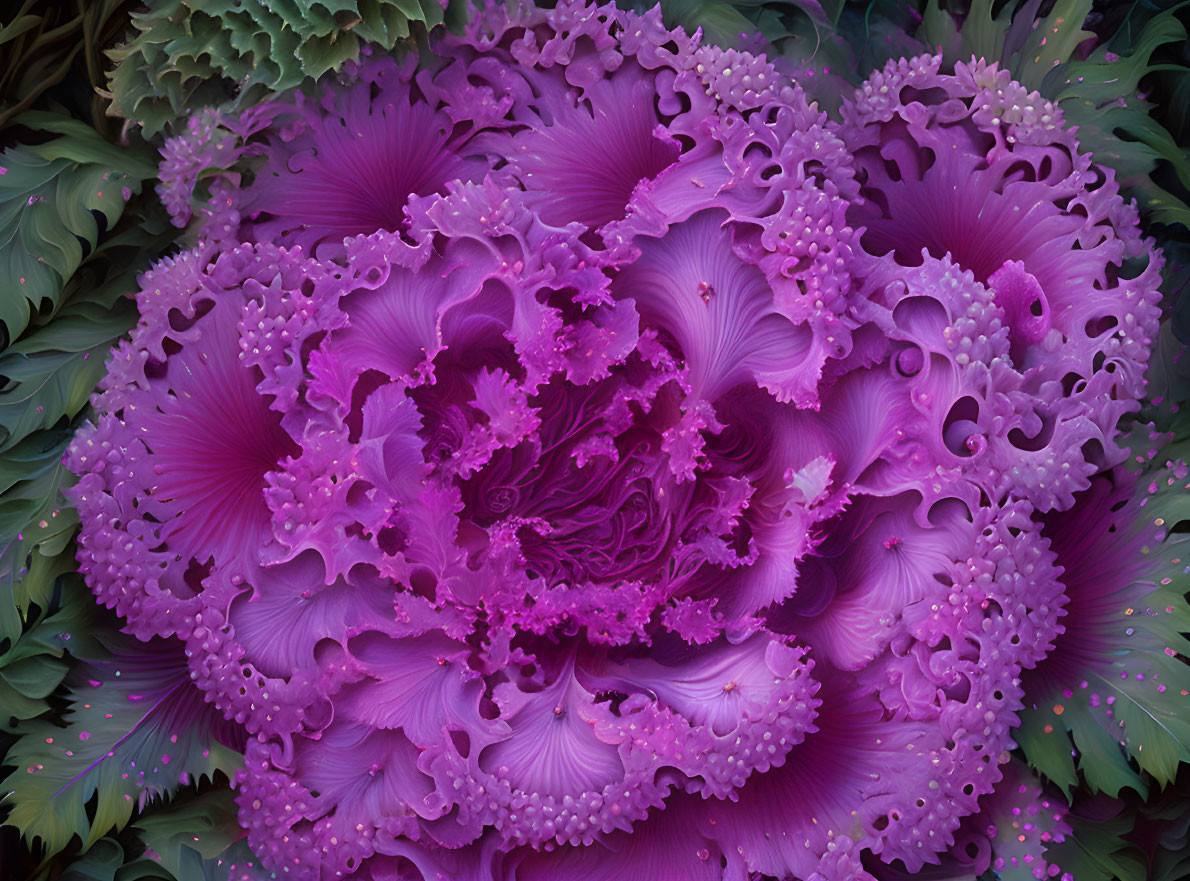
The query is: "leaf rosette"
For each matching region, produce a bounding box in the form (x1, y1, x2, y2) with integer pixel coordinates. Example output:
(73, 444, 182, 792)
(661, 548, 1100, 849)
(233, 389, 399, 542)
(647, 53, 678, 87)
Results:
(57, 2, 1168, 879)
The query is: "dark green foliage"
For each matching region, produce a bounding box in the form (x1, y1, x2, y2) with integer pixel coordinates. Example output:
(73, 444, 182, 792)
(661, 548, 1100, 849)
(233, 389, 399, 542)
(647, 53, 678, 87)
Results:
(106, 0, 460, 137)
(0, 577, 100, 733)
(0, 20, 186, 879)
(1045, 804, 1148, 881)
(1015, 418, 1190, 798)
(926, 0, 1190, 229)
(0, 113, 154, 347)
(1054, 6, 1190, 229)
(0, 104, 171, 676)
(134, 787, 274, 881)
(0, 1, 132, 134)
(1, 627, 244, 858)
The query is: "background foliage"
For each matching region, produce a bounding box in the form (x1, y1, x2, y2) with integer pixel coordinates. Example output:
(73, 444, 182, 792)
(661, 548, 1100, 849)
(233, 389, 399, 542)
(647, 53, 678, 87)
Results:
(0, 1, 1187, 879)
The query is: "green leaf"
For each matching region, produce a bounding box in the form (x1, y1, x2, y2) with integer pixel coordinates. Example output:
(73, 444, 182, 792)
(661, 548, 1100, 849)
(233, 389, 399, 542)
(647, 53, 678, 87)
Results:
(3, 515, 79, 626)
(114, 860, 180, 881)
(0, 429, 76, 630)
(0, 292, 136, 452)
(0, 15, 41, 48)
(1104, 666, 1190, 784)
(0, 117, 152, 345)
(134, 787, 243, 865)
(134, 787, 272, 881)
(57, 836, 125, 881)
(1018, 683, 1147, 799)
(0, 652, 69, 698)
(1010, 0, 1094, 92)
(1153, 848, 1190, 881)
(15, 113, 157, 182)
(1018, 420, 1190, 794)
(2, 575, 98, 660)
(106, 0, 453, 136)
(1045, 808, 1147, 881)
(1149, 790, 1190, 881)
(656, 0, 759, 49)
(26, 836, 180, 881)
(0, 674, 51, 723)
(0, 631, 245, 857)
(1051, 5, 1190, 227)
(919, 0, 959, 54)
(1066, 707, 1147, 797)
(1013, 707, 1080, 794)
(295, 31, 364, 80)
(946, 0, 1014, 69)
(0, 577, 101, 729)
(818, 0, 845, 27)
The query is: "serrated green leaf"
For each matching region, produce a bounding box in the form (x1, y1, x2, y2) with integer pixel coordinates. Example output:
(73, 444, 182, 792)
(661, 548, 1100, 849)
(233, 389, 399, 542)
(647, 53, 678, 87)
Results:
(15, 113, 158, 182)
(0, 296, 136, 452)
(295, 32, 363, 80)
(1044, 808, 1147, 881)
(134, 787, 272, 881)
(1055, 8, 1188, 107)
(1104, 666, 1190, 784)
(1050, 5, 1190, 227)
(106, 0, 453, 136)
(0, 633, 245, 857)
(1065, 701, 1146, 798)
(134, 787, 243, 866)
(2, 574, 96, 662)
(1013, 707, 1079, 795)
(0, 119, 151, 344)
(0, 430, 76, 629)
(1018, 421, 1190, 795)
(0, 349, 111, 451)
(1011, 0, 1094, 91)
(0, 577, 100, 727)
(0, 426, 70, 498)
(5, 297, 133, 355)
(1019, 677, 1146, 798)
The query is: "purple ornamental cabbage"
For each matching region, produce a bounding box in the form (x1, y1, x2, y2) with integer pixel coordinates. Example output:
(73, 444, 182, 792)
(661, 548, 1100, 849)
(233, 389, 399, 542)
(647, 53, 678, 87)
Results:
(842, 53, 1162, 511)
(69, 3, 1163, 880)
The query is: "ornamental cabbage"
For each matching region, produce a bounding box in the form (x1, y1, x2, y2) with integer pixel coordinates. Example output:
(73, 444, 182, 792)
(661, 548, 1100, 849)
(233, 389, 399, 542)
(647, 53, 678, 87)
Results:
(66, 2, 1163, 879)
